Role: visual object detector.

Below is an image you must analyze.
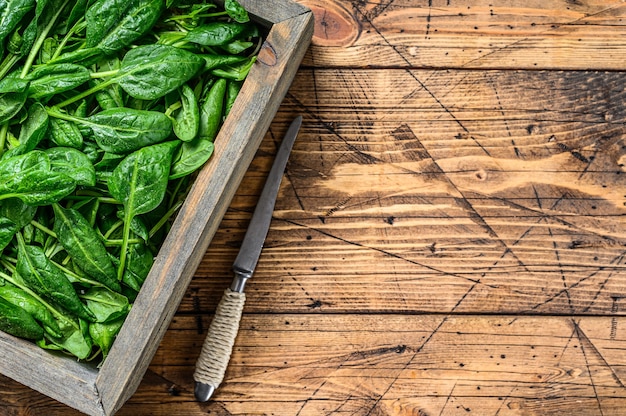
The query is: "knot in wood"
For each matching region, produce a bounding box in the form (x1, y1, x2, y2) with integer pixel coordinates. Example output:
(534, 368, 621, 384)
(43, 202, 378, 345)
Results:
(303, 0, 361, 47)
(257, 41, 278, 66)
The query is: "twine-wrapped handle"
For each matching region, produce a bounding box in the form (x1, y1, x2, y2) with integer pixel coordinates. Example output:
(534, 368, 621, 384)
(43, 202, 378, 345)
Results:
(194, 288, 246, 401)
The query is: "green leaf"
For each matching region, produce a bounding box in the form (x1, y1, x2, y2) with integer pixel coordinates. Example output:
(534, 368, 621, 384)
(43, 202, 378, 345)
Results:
(0, 296, 43, 340)
(16, 238, 96, 322)
(86, 0, 165, 55)
(172, 84, 199, 142)
(85, 108, 173, 154)
(0, 75, 29, 124)
(81, 287, 129, 323)
(0, 0, 36, 44)
(2, 102, 49, 159)
(185, 22, 249, 46)
(38, 315, 92, 359)
(0, 197, 37, 229)
(122, 242, 153, 292)
(48, 117, 83, 148)
(116, 44, 205, 100)
(0, 284, 61, 337)
(108, 141, 178, 218)
(89, 317, 123, 360)
(0, 151, 76, 206)
(224, 0, 249, 23)
(170, 138, 214, 180)
(52, 204, 120, 292)
(26, 64, 91, 99)
(200, 53, 248, 71)
(198, 77, 226, 142)
(45, 147, 96, 187)
(0, 217, 17, 251)
(108, 141, 177, 278)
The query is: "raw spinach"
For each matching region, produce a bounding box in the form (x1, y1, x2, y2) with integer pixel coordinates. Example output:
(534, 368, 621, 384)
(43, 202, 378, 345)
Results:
(0, 0, 261, 362)
(108, 141, 178, 279)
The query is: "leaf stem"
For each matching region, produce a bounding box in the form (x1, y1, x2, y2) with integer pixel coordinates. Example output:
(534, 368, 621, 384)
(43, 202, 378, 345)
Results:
(30, 220, 57, 239)
(50, 19, 86, 62)
(54, 76, 119, 108)
(105, 238, 143, 247)
(0, 123, 8, 158)
(20, 0, 72, 78)
(90, 69, 120, 79)
(149, 199, 183, 238)
(117, 212, 132, 281)
(0, 54, 20, 80)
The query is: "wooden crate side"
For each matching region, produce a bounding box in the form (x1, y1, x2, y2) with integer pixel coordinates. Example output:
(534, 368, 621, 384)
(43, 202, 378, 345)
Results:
(95, 10, 314, 416)
(0, 332, 102, 415)
(236, 0, 312, 25)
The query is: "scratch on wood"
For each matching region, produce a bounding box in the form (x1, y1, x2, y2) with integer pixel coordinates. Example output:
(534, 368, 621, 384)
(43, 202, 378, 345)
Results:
(573, 318, 626, 390)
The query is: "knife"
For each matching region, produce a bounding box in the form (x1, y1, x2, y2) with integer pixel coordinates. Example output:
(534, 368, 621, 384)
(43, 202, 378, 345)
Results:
(193, 115, 303, 402)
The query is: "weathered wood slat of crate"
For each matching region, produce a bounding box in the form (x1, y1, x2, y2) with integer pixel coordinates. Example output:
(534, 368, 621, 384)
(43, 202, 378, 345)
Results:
(0, 1, 314, 415)
(299, 0, 626, 70)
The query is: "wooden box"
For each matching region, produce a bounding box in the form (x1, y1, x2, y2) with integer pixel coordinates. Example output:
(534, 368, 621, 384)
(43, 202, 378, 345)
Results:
(0, 1, 314, 415)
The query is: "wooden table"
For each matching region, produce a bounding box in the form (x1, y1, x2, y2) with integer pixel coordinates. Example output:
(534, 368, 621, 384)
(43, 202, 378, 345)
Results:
(3, 0, 626, 414)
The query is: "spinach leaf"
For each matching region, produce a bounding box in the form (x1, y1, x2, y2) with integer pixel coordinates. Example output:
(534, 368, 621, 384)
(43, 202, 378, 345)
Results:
(107, 141, 177, 279)
(224, 0, 250, 23)
(0, 75, 29, 124)
(122, 243, 153, 292)
(0, 284, 61, 337)
(108, 141, 178, 217)
(45, 147, 96, 186)
(89, 317, 123, 360)
(0, 151, 76, 205)
(0, 217, 17, 251)
(19, 0, 70, 62)
(170, 138, 214, 180)
(26, 64, 90, 99)
(0, 296, 43, 340)
(3, 102, 49, 159)
(224, 79, 243, 117)
(0, 197, 37, 228)
(198, 77, 226, 142)
(52, 204, 120, 292)
(84, 108, 173, 154)
(16, 236, 96, 322)
(172, 84, 199, 142)
(201, 53, 248, 71)
(85, 0, 165, 55)
(48, 117, 83, 148)
(0, 0, 36, 45)
(116, 44, 205, 100)
(81, 287, 129, 323)
(185, 22, 249, 46)
(37, 315, 92, 359)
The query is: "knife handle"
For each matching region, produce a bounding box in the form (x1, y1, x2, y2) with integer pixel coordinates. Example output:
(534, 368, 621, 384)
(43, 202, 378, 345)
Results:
(193, 288, 246, 401)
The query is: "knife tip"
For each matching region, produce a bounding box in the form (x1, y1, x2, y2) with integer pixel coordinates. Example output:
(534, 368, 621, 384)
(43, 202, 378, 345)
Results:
(194, 382, 216, 402)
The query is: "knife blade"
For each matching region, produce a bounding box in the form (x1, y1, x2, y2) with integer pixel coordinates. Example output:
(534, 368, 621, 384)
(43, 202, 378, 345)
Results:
(193, 115, 302, 401)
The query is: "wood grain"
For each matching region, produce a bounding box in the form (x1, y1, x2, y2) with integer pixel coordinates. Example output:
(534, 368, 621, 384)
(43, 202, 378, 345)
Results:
(300, 0, 626, 70)
(1, 1, 625, 414)
(4, 314, 626, 415)
(181, 68, 626, 317)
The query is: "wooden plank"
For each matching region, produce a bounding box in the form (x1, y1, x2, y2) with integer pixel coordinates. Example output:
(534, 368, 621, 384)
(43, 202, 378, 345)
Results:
(4, 314, 626, 415)
(0, 332, 102, 416)
(178, 68, 626, 316)
(298, 0, 626, 70)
